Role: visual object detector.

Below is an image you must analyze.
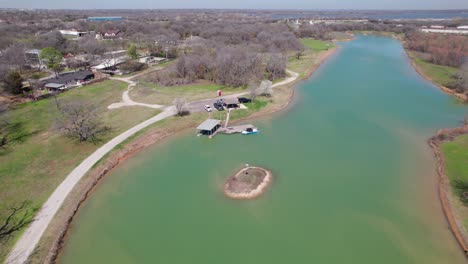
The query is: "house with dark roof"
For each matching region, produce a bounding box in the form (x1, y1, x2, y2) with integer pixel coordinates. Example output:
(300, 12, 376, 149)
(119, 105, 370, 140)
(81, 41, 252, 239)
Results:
(42, 70, 95, 90)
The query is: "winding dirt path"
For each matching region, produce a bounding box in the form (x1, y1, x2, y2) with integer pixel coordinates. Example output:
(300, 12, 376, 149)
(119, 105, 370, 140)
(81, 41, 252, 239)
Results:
(6, 69, 299, 264)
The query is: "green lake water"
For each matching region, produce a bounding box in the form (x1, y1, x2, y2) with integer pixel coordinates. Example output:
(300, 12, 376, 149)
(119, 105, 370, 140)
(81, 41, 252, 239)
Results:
(61, 35, 468, 263)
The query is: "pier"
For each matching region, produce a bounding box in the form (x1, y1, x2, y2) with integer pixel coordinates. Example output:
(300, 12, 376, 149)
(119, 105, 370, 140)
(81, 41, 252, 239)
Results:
(218, 124, 256, 134)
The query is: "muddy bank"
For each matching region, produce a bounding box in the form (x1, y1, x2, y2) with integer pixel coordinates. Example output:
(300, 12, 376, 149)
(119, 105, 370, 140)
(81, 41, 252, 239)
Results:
(33, 47, 338, 264)
(428, 126, 468, 256)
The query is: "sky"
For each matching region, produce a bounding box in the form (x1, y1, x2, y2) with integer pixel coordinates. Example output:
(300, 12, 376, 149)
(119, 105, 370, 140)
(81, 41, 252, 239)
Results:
(1, 0, 467, 10)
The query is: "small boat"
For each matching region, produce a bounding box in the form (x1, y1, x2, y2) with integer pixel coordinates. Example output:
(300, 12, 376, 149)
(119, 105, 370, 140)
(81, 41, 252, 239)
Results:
(241, 128, 259, 135)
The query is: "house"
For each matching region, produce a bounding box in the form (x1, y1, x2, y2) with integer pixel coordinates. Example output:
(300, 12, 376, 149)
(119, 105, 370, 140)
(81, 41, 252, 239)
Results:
(430, 25, 444, 29)
(59, 30, 89, 37)
(457, 26, 468, 29)
(96, 30, 122, 40)
(42, 70, 95, 90)
(91, 57, 128, 71)
(197, 119, 221, 136)
(138, 56, 167, 64)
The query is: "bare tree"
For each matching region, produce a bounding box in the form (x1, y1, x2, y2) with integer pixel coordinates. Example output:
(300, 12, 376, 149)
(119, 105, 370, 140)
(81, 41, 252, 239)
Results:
(248, 81, 258, 102)
(0, 201, 35, 244)
(258, 80, 273, 97)
(265, 54, 287, 81)
(173, 97, 189, 116)
(56, 101, 110, 143)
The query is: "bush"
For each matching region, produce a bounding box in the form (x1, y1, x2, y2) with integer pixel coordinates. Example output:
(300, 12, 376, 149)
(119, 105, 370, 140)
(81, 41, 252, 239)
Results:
(3, 71, 23, 95)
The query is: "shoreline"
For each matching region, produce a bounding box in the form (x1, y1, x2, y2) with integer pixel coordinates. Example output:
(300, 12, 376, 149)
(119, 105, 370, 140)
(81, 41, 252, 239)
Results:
(405, 49, 467, 102)
(39, 47, 339, 263)
(428, 126, 468, 256)
(404, 42, 468, 256)
(224, 166, 272, 200)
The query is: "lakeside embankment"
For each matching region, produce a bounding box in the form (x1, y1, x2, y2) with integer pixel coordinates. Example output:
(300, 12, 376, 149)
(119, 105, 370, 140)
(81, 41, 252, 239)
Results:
(428, 126, 468, 255)
(405, 50, 466, 102)
(26, 46, 338, 264)
(402, 31, 468, 256)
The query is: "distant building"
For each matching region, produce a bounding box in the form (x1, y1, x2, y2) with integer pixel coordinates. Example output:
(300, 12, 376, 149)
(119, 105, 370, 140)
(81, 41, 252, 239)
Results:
(430, 25, 445, 29)
(59, 29, 89, 37)
(420, 28, 468, 35)
(96, 30, 122, 40)
(87, 17, 123, 21)
(457, 25, 468, 29)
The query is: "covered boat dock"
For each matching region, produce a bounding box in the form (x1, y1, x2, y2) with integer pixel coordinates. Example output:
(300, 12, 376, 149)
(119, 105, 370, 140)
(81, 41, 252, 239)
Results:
(197, 119, 221, 136)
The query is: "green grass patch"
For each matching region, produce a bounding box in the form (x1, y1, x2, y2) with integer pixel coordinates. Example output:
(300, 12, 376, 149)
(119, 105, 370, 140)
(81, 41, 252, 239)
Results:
(300, 38, 334, 51)
(131, 81, 244, 105)
(441, 134, 468, 229)
(228, 98, 268, 120)
(0, 80, 160, 261)
(409, 52, 458, 88)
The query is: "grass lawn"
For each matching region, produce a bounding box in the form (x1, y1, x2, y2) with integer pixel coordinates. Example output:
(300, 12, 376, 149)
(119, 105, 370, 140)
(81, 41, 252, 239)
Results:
(0, 80, 160, 261)
(409, 52, 459, 88)
(288, 38, 334, 78)
(130, 81, 245, 105)
(442, 134, 468, 186)
(301, 38, 334, 51)
(441, 134, 468, 229)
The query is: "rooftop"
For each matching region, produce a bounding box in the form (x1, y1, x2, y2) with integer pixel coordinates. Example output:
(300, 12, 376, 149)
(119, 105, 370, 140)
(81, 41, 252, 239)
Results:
(43, 70, 94, 85)
(197, 119, 221, 131)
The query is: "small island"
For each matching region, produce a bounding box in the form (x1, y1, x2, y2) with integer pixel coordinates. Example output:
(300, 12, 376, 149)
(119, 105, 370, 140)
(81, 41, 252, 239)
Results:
(224, 166, 272, 199)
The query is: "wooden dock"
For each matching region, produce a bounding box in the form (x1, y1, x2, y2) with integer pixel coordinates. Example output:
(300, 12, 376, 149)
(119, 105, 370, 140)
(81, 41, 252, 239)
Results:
(218, 124, 255, 134)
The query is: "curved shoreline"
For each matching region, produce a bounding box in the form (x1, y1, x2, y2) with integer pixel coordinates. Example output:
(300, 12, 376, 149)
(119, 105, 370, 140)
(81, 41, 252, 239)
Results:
(428, 127, 468, 256)
(224, 167, 272, 200)
(404, 45, 468, 256)
(405, 50, 467, 102)
(34, 48, 339, 263)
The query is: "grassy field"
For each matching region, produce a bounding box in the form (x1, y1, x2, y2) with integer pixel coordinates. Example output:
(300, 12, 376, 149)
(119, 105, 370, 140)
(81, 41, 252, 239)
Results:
(442, 134, 468, 186)
(130, 81, 244, 105)
(0, 80, 160, 260)
(301, 38, 334, 51)
(441, 134, 468, 229)
(409, 52, 459, 88)
(288, 39, 334, 78)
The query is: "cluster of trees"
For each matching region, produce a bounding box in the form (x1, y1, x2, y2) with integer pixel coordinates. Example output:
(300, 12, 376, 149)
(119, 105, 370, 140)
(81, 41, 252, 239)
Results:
(406, 32, 467, 68)
(146, 48, 288, 87)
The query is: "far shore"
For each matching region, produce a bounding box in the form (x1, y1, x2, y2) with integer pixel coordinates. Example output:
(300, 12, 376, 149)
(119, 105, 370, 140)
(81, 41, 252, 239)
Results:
(33, 47, 339, 263)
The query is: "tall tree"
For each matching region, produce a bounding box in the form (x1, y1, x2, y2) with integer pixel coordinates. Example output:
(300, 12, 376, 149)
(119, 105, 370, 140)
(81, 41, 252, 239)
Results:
(127, 44, 138, 60)
(3, 71, 23, 95)
(40, 47, 63, 77)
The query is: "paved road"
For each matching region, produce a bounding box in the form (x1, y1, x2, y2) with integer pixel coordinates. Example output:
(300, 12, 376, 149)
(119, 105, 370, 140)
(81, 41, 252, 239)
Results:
(6, 69, 299, 264)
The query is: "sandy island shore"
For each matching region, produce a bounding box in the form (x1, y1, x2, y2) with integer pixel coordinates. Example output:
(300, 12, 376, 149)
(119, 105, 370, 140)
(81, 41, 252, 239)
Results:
(224, 166, 272, 200)
(26, 47, 338, 264)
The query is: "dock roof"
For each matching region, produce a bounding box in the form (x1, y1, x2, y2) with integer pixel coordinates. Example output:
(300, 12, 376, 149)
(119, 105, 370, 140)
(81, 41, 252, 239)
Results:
(197, 119, 221, 131)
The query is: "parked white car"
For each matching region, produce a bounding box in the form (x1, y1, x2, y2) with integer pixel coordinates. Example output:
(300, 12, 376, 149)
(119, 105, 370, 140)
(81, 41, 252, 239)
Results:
(204, 105, 212, 112)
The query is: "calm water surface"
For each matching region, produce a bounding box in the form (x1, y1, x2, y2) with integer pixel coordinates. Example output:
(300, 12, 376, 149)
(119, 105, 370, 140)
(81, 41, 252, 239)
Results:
(61, 35, 468, 263)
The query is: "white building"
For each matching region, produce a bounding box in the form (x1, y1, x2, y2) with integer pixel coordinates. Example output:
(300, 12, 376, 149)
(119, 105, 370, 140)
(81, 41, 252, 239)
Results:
(59, 30, 88, 37)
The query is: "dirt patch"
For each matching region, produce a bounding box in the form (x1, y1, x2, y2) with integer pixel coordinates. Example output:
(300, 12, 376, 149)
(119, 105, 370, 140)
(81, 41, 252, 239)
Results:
(224, 166, 272, 200)
(428, 126, 468, 256)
